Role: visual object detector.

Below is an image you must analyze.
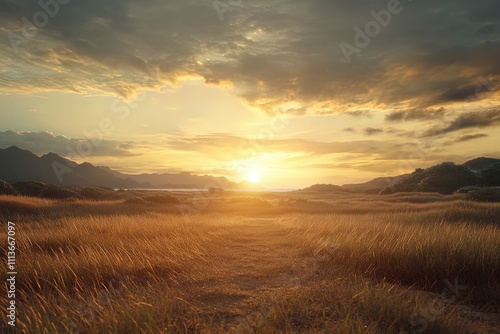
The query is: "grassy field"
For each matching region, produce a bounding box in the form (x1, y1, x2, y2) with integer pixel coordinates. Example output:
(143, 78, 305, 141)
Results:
(0, 192, 499, 333)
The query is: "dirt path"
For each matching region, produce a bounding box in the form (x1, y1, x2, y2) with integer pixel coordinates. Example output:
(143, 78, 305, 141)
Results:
(181, 217, 308, 331)
(177, 217, 500, 333)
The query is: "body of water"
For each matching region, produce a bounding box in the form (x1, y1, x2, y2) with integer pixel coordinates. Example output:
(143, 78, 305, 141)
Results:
(120, 188, 298, 193)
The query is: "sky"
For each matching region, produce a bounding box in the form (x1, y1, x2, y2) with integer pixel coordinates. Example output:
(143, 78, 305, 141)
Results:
(0, 0, 499, 188)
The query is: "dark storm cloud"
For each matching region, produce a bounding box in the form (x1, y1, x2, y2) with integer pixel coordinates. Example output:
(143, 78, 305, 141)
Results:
(0, 0, 499, 113)
(436, 86, 479, 103)
(423, 109, 500, 137)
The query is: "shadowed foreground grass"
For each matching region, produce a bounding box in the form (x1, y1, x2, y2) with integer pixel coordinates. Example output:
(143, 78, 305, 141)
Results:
(0, 194, 499, 333)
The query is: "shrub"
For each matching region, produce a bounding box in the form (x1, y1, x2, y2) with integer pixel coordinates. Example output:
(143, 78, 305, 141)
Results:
(389, 163, 482, 194)
(143, 194, 180, 205)
(0, 180, 17, 195)
(230, 197, 273, 208)
(481, 163, 500, 186)
(455, 186, 482, 194)
(416, 163, 481, 194)
(124, 197, 149, 204)
(12, 181, 47, 197)
(208, 187, 224, 194)
(464, 187, 500, 202)
(76, 187, 120, 201)
(39, 184, 83, 200)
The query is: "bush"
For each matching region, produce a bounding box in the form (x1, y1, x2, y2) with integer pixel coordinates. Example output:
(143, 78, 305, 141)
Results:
(379, 186, 395, 195)
(12, 181, 47, 197)
(143, 194, 180, 205)
(481, 163, 500, 186)
(75, 187, 120, 201)
(230, 197, 273, 208)
(39, 185, 83, 200)
(455, 186, 483, 194)
(208, 187, 224, 194)
(416, 163, 481, 194)
(124, 197, 149, 204)
(0, 180, 17, 195)
(464, 187, 500, 202)
(10, 181, 82, 200)
(389, 163, 482, 194)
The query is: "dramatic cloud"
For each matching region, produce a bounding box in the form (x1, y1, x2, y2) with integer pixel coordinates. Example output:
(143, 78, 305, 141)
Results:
(454, 133, 488, 143)
(1, 130, 410, 161)
(0, 130, 138, 158)
(162, 133, 415, 160)
(1, 1, 499, 186)
(423, 109, 500, 137)
(345, 110, 373, 118)
(0, 0, 499, 114)
(1, 129, 487, 186)
(385, 108, 446, 122)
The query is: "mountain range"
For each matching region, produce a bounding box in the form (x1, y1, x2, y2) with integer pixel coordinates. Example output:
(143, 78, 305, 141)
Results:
(0, 146, 244, 189)
(1, 146, 499, 194)
(303, 157, 500, 194)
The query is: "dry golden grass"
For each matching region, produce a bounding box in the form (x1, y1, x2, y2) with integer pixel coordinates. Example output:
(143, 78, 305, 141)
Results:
(277, 210, 500, 309)
(0, 193, 499, 333)
(2, 211, 241, 332)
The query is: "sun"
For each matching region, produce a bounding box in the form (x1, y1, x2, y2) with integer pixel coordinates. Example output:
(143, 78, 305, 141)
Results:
(247, 171, 260, 183)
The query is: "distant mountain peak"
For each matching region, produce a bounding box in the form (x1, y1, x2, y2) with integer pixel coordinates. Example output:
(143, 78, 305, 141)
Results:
(40, 152, 78, 167)
(4, 145, 29, 152)
(0, 147, 140, 187)
(41, 152, 64, 161)
(41, 152, 61, 158)
(0, 146, 242, 189)
(1, 145, 39, 159)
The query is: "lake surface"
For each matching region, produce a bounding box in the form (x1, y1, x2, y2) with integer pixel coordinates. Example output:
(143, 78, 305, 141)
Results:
(122, 188, 298, 193)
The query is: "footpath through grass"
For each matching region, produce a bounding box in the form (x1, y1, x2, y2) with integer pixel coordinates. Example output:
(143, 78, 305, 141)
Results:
(0, 196, 499, 333)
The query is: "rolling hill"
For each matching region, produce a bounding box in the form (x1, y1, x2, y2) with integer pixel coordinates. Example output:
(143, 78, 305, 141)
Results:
(302, 157, 500, 195)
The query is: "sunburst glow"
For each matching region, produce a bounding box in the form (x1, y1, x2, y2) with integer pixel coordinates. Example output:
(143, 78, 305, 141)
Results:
(248, 171, 260, 183)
